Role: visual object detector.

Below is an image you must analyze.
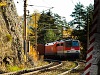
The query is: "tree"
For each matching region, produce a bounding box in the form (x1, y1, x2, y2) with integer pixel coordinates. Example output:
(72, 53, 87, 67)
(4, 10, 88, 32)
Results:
(28, 11, 69, 44)
(69, 3, 94, 59)
(27, 11, 41, 45)
(37, 11, 68, 44)
(44, 29, 57, 43)
(53, 13, 69, 39)
(69, 2, 86, 30)
(37, 11, 57, 44)
(84, 4, 94, 32)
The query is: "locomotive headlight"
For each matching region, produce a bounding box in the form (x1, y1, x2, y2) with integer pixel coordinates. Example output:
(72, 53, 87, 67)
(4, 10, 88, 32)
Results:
(76, 51, 79, 52)
(76, 51, 80, 53)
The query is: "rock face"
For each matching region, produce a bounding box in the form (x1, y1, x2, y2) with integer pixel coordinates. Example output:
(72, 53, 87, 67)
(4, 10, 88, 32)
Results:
(0, 0, 24, 67)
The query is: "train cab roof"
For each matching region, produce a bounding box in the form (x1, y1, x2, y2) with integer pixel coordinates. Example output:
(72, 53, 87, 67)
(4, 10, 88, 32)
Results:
(65, 39, 79, 41)
(45, 42, 57, 46)
(56, 40, 65, 44)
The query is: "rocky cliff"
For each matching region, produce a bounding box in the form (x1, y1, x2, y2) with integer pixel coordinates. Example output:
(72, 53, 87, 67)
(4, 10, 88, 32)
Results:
(0, 0, 24, 71)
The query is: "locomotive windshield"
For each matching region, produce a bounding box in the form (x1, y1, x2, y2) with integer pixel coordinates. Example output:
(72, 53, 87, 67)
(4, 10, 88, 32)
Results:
(65, 40, 79, 47)
(72, 41, 79, 47)
(65, 41, 72, 47)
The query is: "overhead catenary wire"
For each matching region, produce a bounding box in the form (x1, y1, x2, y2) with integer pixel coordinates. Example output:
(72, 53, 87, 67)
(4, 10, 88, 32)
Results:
(28, 0, 51, 8)
(27, 0, 54, 50)
(28, 0, 54, 11)
(23, 0, 53, 16)
(28, 5, 53, 8)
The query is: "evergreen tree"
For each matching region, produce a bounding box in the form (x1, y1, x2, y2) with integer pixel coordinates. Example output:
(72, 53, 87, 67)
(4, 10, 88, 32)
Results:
(69, 2, 86, 30)
(37, 11, 58, 44)
(69, 3, 94, 59)
(37, 11, 68, 44)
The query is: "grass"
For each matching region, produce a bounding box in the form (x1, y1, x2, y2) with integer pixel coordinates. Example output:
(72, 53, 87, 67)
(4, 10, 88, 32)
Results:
(6, 65, 22, 72)
(6, 60, 49, 72)
(64, 61, 76, 70)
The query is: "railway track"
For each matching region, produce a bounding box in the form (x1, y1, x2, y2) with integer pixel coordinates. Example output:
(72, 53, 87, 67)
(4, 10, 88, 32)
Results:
(0, 60, 85, 75)
(0, 60, 62, 75)
(21, 61, 62, 75)
(35, 60, 85, 75)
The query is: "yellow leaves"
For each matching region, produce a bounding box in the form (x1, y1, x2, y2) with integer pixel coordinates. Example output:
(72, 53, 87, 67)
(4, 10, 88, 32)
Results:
(63, 28, 73, 37)
(0, 1, 7, 6)
(27, 13, 41, 36)
(24, 55, 27, 62)
(27, 28, 35, 35)
(31, 13, 41, 28)
(29, 45, 39, 61)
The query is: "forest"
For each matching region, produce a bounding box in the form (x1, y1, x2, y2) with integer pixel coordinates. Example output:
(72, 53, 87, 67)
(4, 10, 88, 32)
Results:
(27, 2, 93, 59)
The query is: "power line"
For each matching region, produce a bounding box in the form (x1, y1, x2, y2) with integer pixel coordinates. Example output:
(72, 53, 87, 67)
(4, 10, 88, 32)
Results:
(28, 4, 53, 8)
(28, 0, 54, 8)
(26, 0, 54, 15)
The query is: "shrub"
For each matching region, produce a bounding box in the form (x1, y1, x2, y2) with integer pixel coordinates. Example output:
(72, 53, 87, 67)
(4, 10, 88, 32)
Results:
(29, 45, 39, 61)
(7, 65, 22, 72)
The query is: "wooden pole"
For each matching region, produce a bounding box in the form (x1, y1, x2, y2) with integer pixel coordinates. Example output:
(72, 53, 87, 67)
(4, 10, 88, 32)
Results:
(24, 0, 27, 62)
(35, 13, 37, 50)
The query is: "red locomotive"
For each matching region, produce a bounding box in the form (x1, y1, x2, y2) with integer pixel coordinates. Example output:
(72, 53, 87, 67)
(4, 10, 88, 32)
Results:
(45, 39, 80, 59)
(45, 42, 57, 57)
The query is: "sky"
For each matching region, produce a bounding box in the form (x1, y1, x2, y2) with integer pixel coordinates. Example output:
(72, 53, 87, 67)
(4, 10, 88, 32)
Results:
(13, 0, 94, 22)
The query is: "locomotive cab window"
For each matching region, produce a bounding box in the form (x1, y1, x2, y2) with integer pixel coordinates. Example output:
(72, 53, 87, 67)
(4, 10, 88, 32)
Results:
(56, 44, 60, 46)
(72, 41, 79, 47)
(56, 43, 63, 46)
(65, 41, 72, 47)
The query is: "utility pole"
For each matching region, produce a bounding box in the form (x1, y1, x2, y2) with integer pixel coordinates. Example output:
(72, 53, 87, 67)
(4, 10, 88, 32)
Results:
(24, 0, 27, 40)
(24, 0, 27, 62)
(34, 13, 37, 50)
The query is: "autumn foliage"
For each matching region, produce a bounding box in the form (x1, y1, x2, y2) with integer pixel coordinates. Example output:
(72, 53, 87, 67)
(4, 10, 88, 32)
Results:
(29, 45, 39, 62)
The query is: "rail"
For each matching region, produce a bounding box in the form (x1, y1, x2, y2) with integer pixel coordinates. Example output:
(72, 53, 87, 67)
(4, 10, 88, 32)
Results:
(0, 59, 62, 75)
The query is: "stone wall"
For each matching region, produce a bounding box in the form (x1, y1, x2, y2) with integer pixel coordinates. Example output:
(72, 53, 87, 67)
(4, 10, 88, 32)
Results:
(0, 0, 24, 67)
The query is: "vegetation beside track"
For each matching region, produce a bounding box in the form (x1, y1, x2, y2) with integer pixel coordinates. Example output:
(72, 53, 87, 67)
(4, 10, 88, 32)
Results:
(1, 60, 49, 73)
(65, 61, 85, 75)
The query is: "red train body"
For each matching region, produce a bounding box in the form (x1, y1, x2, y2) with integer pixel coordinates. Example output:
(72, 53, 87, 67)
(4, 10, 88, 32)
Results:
(45, 39, 80, 59)
(45, 42, 57, 56)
